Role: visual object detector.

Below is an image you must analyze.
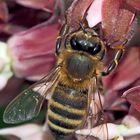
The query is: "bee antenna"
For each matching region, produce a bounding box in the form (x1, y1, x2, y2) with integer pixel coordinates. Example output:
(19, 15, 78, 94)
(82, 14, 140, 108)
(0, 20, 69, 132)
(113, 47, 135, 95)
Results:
(79, 22, 87, 34)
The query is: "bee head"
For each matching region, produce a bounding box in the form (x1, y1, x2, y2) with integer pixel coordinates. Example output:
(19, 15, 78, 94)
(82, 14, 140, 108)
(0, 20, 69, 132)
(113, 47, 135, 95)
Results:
(66, 29, 106, 60)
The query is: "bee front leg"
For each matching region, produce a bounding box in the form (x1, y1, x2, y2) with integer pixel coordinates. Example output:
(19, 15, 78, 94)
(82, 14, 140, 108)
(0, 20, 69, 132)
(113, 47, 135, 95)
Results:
(56, 23, 69, 55)
(102, 48, 125, 76)
(102, 39, 128, 76)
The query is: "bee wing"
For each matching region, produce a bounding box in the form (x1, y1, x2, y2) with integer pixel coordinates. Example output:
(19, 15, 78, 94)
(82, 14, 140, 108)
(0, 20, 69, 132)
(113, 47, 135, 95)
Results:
(90, 102, 108, 140)
(3, 66, 61, 124)
(84, 77, 108, 140)
(91, 76, 108, 140)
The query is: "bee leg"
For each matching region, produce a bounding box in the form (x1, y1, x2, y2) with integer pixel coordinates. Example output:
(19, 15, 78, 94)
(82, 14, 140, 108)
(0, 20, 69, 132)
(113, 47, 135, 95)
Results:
(56, 23, 69, 55)
(102, 48, 125, 76)
(102, 38, 129, 76)
(102, 39, 128, 76)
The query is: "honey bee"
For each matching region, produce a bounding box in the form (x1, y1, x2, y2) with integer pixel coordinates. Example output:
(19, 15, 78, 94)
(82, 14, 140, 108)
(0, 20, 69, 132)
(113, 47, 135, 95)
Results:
(3, 17, 126, 140)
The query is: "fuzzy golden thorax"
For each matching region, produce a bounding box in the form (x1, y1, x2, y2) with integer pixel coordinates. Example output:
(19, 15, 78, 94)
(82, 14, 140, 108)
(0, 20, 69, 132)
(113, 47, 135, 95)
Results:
(56, 49, 103, 89)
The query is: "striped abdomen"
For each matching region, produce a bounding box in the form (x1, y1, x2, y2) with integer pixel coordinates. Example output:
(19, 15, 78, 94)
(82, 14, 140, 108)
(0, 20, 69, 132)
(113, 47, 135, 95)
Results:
(47, 83, 88, 140)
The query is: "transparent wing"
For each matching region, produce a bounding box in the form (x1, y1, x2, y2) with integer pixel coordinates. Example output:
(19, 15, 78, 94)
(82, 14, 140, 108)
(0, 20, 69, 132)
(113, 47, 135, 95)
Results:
(89, 76, 108, 140)
(79, 77, 108, 140)
(3, 66, 61, 124)
(89, 102, 108, 140)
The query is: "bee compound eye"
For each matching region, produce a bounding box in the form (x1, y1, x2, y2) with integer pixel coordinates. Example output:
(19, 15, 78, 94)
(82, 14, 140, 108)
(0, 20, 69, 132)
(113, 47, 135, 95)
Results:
(70, 37, 82, 51)
(89, 43, 102, 55)
(70, 37, 77, 48)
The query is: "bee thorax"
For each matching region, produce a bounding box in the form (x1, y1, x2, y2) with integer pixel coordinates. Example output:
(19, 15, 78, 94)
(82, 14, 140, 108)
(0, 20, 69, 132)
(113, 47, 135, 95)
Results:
(65, 54, 93, 80)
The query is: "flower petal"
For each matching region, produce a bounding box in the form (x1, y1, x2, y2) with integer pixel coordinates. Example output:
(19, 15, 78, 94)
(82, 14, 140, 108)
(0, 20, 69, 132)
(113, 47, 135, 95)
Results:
(122, 86, 140, 113)
(0, 1, 9, 31)
(122, 115, 140, 128)
(66, 0, 93, 31)
(0, 42, 13, 90)
(102, 0, 135, 46)
(0, 1, 8, 22)
(76, 122, 140, 139)
(8, 22, 60, 80)
(76, 123, 127, 140)
(15, 0, 56, 11)
(86, 0, 103, 27)
(0, 124, 44, 139)
(126, 0, 140, 11)
(117, 136, 125, 140)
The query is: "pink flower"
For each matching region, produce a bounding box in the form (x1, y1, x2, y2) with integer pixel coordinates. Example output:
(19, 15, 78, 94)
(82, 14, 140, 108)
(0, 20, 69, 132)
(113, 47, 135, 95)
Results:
(15, 0, 58, 11)
(6, 0, 137, 81)
(8, 22, 59, 80)
(6, 0, 94, 80)
(0, 0, 140, 140)
(1, 0, 64, 81)
(0, 124, 51, 140)
(87, 0, 136, 45)
(0, 1, 8, 32)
